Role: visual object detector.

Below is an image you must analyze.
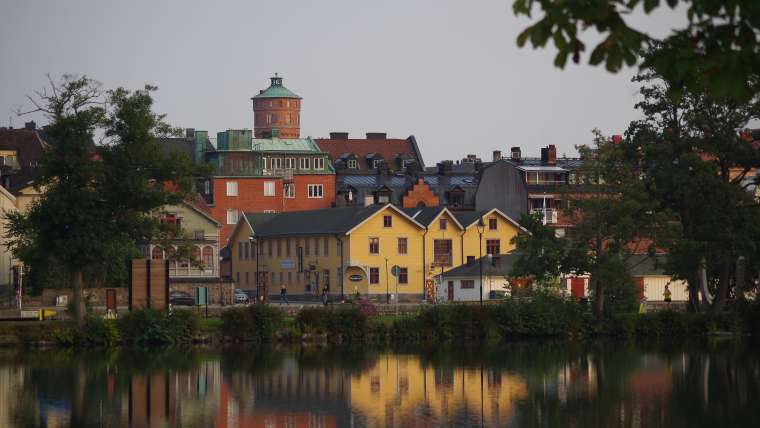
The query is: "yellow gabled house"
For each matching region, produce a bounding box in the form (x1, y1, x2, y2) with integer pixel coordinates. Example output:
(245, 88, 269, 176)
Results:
(228, 204, 427, 301)
(229, 204, 525, 302)
(402, 206, 525, 299)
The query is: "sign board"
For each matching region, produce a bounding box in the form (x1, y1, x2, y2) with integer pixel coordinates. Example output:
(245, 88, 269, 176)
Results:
(349, 274, 363, 282)
(195, 287, 208, 306)
(391, 265, 401, 277)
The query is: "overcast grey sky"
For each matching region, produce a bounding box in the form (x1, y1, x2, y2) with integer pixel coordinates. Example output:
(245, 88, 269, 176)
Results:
(1, 0, 684, 162)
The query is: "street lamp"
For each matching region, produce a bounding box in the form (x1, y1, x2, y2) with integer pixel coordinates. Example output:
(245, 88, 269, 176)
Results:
(249, 235, 259, 303)
(477, 216, 485, 306)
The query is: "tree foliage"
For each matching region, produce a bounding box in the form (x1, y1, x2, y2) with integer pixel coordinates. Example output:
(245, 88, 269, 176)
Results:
(5, 75, 203, 325)
(513, 0, 760, 99)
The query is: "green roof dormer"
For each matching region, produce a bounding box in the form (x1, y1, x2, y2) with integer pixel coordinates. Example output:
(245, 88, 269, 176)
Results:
(252, 73, 302, 100)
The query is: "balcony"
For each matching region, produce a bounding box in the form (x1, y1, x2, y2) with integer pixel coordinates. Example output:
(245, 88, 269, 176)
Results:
(530, 208, 558, 224)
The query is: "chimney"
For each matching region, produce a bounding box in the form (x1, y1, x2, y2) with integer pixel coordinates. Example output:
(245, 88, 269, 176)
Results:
(611, 134, 622, 145)
(547, 144, 557, 165)
(437, 160, 453, 175)
(492, 150, 502, 162)
(329, 132, 349, 139)
(24, 121, 36, 131)
(510, 147, 521, 162)
(366, 132, 387, 140)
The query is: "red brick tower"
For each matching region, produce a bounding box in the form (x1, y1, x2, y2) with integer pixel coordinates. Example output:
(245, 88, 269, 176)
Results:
(251, 74, 302, 138)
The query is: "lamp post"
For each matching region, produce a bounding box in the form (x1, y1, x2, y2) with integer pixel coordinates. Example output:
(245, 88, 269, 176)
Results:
(477, 217, 485, 306)
(249, 236, 259, 303)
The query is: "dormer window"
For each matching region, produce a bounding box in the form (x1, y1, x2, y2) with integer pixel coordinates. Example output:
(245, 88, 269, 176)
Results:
(314, 158, 324, 170)
(373, 159, 383, 169)
(347, 159, 358, 169)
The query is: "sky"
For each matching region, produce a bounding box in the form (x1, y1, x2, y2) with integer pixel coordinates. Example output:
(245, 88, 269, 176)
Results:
(0, 0, 686, 163)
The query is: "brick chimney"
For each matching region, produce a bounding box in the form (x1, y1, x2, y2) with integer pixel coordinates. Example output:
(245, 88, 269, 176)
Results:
(492, 150, 502, 161)
(510, 146, 521, 162)
(329, 132, 349, 139)
(366, 132, 387, 140)
(541, 145, 557, 166)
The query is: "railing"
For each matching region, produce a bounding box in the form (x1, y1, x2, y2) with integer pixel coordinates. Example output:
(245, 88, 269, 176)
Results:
(530, 208, 558, 224)
(526, 178, 566, 185)
(169, 266, 219, 278)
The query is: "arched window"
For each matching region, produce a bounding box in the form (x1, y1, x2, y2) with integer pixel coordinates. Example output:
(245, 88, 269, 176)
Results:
(151, 247, 164, 260)
(192, 246, 201, 262)
(202, 246, 214, 269)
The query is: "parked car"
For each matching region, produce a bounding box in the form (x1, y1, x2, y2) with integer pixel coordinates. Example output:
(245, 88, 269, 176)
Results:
(169, 291, 195, 306)
(234, 289, 249, 304)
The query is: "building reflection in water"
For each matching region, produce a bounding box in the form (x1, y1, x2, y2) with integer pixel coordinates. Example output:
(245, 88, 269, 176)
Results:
(0, 344, 758, 427)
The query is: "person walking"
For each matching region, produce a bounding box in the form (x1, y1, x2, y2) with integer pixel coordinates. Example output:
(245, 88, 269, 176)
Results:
(321, 287, 329, 307)
(280, 283, 288, 305)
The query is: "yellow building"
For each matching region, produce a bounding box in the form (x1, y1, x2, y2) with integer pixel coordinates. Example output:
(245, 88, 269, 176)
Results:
(0, 185, 20, 288)
(229, 205, 524, 301)
(229, 204, 427, 300)
(402, 207, 525, 299)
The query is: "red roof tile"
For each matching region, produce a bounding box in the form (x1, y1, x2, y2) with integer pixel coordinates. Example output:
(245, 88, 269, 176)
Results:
(315, 136, 424, 171)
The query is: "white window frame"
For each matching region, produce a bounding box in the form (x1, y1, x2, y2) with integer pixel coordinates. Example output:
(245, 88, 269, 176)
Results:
(204, 180, 211, 195)
(264, 181, 276, 197)
(347, 159, 358, 169)
(300, 157, 311, 170)
(271, 158, 282, 169)
(226, 181, 238, 197)
(226, 209, 238, 225)
(308, 184, 324, 198)
(314, 158, 324, 170)
(284, 183, 296, 198)
(285, 157, 296, 169)
(373, 159, 383, 169)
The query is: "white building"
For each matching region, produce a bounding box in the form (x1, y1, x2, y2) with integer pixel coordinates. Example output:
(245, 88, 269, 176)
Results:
(436, 252, 521, 302)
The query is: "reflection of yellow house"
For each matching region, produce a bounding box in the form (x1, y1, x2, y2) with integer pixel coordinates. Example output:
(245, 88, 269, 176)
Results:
(350, 354, 527, 426)
(229, 204, 427, 299)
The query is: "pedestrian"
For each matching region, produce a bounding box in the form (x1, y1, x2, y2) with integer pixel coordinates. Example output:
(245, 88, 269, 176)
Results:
(280, 283, 288, 305)
(321, 287, 328, 307)
(663, 284, 672, 305)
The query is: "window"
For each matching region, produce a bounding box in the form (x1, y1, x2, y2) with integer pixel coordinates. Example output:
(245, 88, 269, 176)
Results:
(383, 215, 392, 228)
(204, 180, 210, 194)
(314, 158, 324, 170)
(285, 158, 296, 169)
(305, 238, 310, 256)
(369, 237, 379, 254)
(300, 158, 311, 170)
(266, 114, 272, 124)
(271, 158, 282, 169)
(226, 209, 238, 225)
(236, 272, 240, 285)
(264, 181, 276, 196)
(284, 183, 295, 198)
(398, 267, 408, 284)
(314, 237, 320, 256)
(308, 184, 324, 198)
(244, 242, 250, 260)
(373, 159, 383, 169)
(489, 218, 497, 230)
(433, 239, 452, 266)
(226, 181, 238, 196)
(397, 237, 407, 255)
(347, 159, 358, 169)
(461, 280, 475, 289)
(369, 267, 380, 284)
(439, 218, 447, 230)
(202, 246, 214, 268)
(193, 230, 205, 240)
(238, 242, 243, 260)
(276, 239, 282, 257)
(267, 239, 273, 256)
(286, 238, 291, 256)
(245, 272, 249, 285)
(467, 255, 475, 264)
(486, 239, 500, 255)
(324, 237, 329, 256)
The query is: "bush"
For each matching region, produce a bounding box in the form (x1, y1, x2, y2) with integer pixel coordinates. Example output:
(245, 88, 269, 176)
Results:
(295, 306, 369, 341)
(79, 316, 120, 346)
(221, 305, 284, 342)
(492, 293, 588, 338)
(118, 308, 200, 346)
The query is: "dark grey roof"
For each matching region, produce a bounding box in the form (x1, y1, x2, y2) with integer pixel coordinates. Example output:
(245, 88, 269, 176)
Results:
(245, 205, 386, 237)
(452, 211, 485, 228)
(157, 137, 194, 159)
(401, 206, 446, 226)
(627, 254, 670, 276)
(440, 252, 523, 278)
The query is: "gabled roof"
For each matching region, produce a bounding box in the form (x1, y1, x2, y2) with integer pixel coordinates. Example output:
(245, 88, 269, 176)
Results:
(452, 208, 528, 233)
(316, 135, 425, 171)
(401, 206, 464, 229)
(0, 128, 48, 193)
(244, 205, 386, 237)
(439, 252, 523, 279)
(627, 254, 670, 277)
(183, 193, 221, 227)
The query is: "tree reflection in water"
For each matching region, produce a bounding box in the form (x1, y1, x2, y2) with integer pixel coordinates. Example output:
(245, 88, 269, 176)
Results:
(0, 340, 757, 427)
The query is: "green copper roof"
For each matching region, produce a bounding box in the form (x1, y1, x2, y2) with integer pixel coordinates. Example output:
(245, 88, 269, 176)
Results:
(252, 74, 302, 100)
(253, 137, 320, 152)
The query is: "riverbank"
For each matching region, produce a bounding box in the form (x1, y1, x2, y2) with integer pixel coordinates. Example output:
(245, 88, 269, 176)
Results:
(2, 295, 759, 347)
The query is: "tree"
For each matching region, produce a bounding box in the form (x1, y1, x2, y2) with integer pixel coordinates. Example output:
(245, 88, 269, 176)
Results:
(513, 0, 760, 100)
(512, 130, 662, 316)
(6, 75, 201, 326)
(624, 62, 760, 312)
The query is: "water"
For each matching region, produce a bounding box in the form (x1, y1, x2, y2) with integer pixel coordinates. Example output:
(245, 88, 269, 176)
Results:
(1, 340, 759, 427)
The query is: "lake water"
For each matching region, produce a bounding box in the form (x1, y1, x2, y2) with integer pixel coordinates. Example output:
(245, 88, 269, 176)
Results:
(1, 340, 759, 427)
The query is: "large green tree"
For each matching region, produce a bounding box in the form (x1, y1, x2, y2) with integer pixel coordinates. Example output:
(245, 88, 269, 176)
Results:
(624, 64, 760, 311)
(513, 0, 760, 99)
(6, 75, 200, 326)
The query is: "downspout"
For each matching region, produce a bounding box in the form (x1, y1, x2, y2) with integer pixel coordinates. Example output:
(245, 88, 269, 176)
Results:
(422, 227, 427, 301)
(337, 234, 344, 301)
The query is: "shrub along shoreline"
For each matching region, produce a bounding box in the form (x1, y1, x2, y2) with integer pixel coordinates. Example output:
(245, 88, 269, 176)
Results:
(1, 295, 759, 347)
